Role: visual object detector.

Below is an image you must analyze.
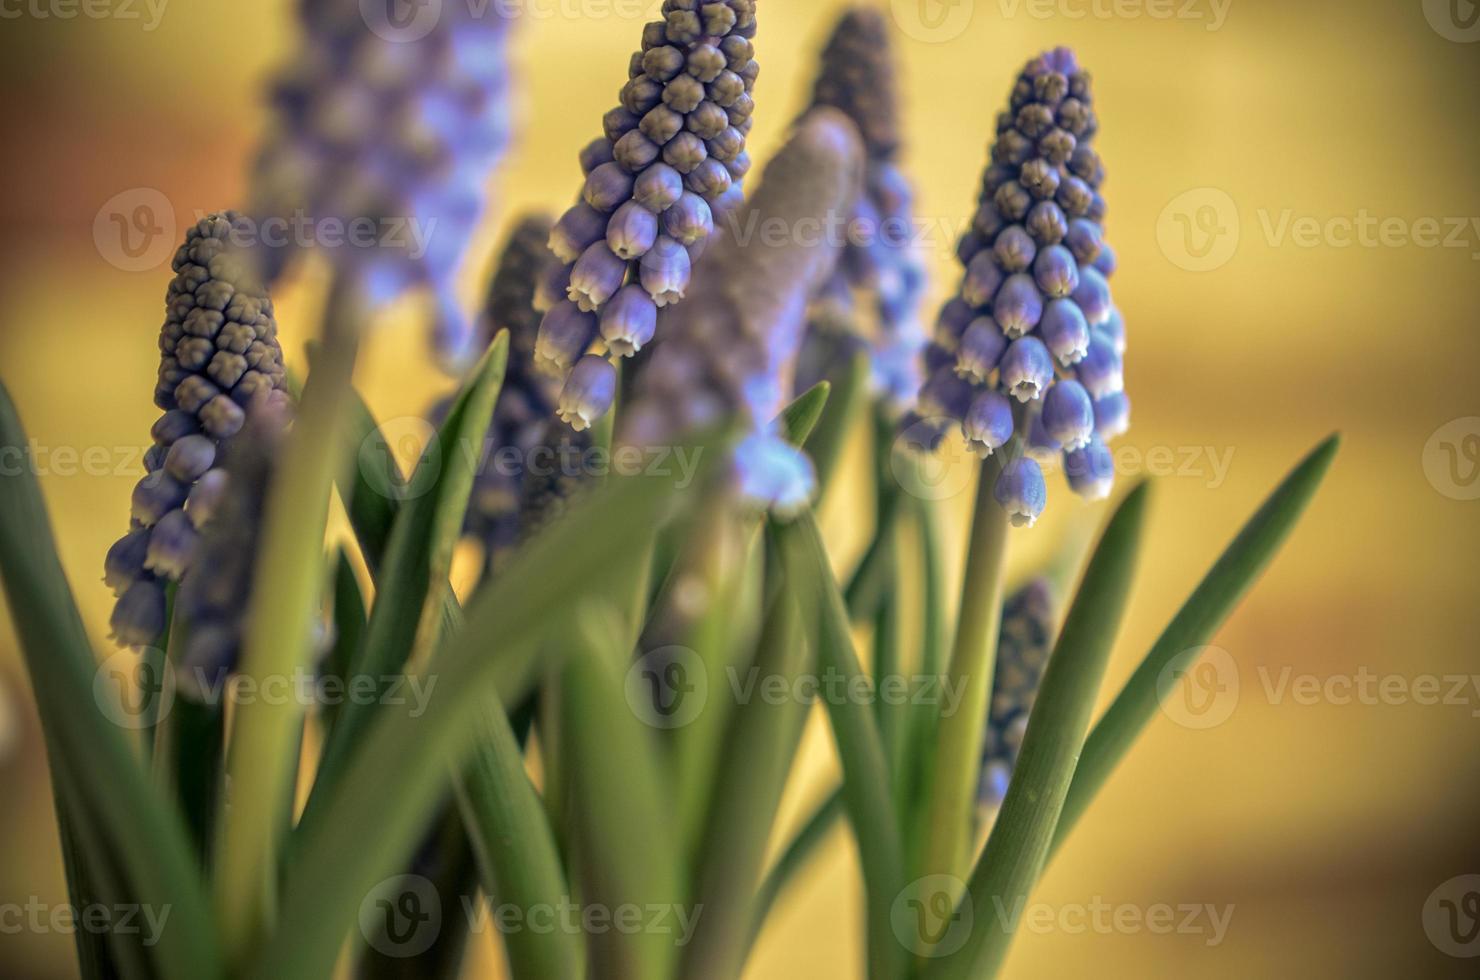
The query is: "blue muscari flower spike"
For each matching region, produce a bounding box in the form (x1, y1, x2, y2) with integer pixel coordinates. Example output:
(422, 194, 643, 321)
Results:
(535, 0, 761, 428)
(106, 213, 290, 651)
(794, 7, 928, 414)
(250, 0, 516, 372)
(620, 109, 863, 517)
(979, 578, 1057, 809)
(906, 47, 1129, 524)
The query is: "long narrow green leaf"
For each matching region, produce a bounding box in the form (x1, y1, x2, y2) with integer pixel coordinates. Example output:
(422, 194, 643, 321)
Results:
(0, 379, 221, 979)
(680, 537, 813, 980)
(307, 333, 508, 810)
(248, 449, 708, 980)
(925, 483, 1149, 980)
(778, 381, 831, 447)
(777, 513, 905, 980)
(1051, 435, 1339, 854)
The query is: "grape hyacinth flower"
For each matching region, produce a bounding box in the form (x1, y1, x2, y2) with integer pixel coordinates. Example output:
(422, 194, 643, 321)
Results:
(173, 402, 291, 700)
(978, 578, 1056, 808)
(106, 213, 290, 649)
(536, 0, 761, 428)
(621, 109, 864, 517)
(250, 0, 515, 368)
(795, 7, 928, 411)
(909, 48, 1129, 521)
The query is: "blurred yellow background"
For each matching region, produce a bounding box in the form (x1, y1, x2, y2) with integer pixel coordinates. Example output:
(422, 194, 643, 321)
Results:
(2, 0, 1479, 976)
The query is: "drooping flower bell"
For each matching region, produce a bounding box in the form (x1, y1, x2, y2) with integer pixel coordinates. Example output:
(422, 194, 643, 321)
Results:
(172, 401, 291, 700)
(536, 0, 761, 428)
(795, 7, 927, 412)
(909, 48, 1129, 521)
(620, 109, 864, 517)
(250, 0, 515, 369)
(978, 578, 1056, 808)
(106, 212, 291, 650)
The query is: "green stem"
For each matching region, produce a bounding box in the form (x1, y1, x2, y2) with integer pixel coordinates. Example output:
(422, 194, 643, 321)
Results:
(215, 278, 362, 961)
(916, 448, 1014, 888)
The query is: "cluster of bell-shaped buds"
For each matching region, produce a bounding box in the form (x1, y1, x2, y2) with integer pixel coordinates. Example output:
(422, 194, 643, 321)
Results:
(250, 0, 514, 368)
(620, 109, 864, 517)
(798, 6, 927, 411)
(428, 214, 591, 575)
(172, 401, 291, 700)
(106, 212, 290, 649)
(978, 578, 1056, 808)
(535, 0, 760, 432)
(907, 48, 1127, 527)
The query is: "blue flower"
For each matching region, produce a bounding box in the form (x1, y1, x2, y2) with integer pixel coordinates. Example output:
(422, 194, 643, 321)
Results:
(1064, 434, 1116, 500)
(994, 457, 1048, 528)
(979, 579, 1056, 808)
(557, 355, 619, 432)
(1041, 379, 1095, 451)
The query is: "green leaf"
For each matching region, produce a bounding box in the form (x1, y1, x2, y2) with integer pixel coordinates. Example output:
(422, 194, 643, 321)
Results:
(777, 513, 905, 980)
(248, 446, 709, 980)
(1051, 435, 1340, 854)
(306, 333, 509, 809)
(777, 381, 831, 447)
(561, 605, 685, 980)
(924, 483, 1149, 980)
(680, 536, 813, 980)
(0, 379, 222, 980)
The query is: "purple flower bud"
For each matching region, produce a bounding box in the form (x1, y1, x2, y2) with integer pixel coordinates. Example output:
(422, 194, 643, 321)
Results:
(583, 162, 636, 212)
(661, 192, 714, 245)
(1064, 218, 1103, 265)
(600, 284, 659, 356)
(1026, 201, 1067, 245)
(164, 434, 217, 482)
(994, 457, 1047, 528)
(1064, 435, 1115, 500)
(1032, 244, 1079, 299)
(684, 159, 732, 198)
(550, 203, 610, 264)
(733, 432, 817, 518)
(131, 472, 188, 526)
(992, 273, 1044, 338)
(558, 355, 618, 432)
(994, 225, 1037, 273)
(963, 390, 1015, 458)
(110, 578, 167, 648)
(1076, 334, 1124, 398)
(999, 336, 1054, 402)
(568, 242, 629, 312)
(537, 263, 574, 312)
(633, 163, 685, 212)
(614, 129, 662, 172)
(104, 528, 152, 595)
(1071, 266, 1112, 325)
(724, 150, 752, 181)
(535, 300, 599, 375)
(956, 317, 1008, 383)
(639, 236, 692, 306)
(1041, 379, 1095, 451)
(662, 132, 708, 174)
(1092, 240, 1117, 276)
(606, 200, 660, 260)
(936, 298, 976, 350)
(144, 509, 199, 580)
(151, 410, 199, 446)
(1039, 298, 1091, 366)
(1093, 390, 1131, 439)
(900, 412, 950, 454)
(1096, 306, 1126, 355)
(186, 468, 229, 528)
(580, 137, 616, 174)
(918, 367, 976, 421)
(962, 251, 1005, 308)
